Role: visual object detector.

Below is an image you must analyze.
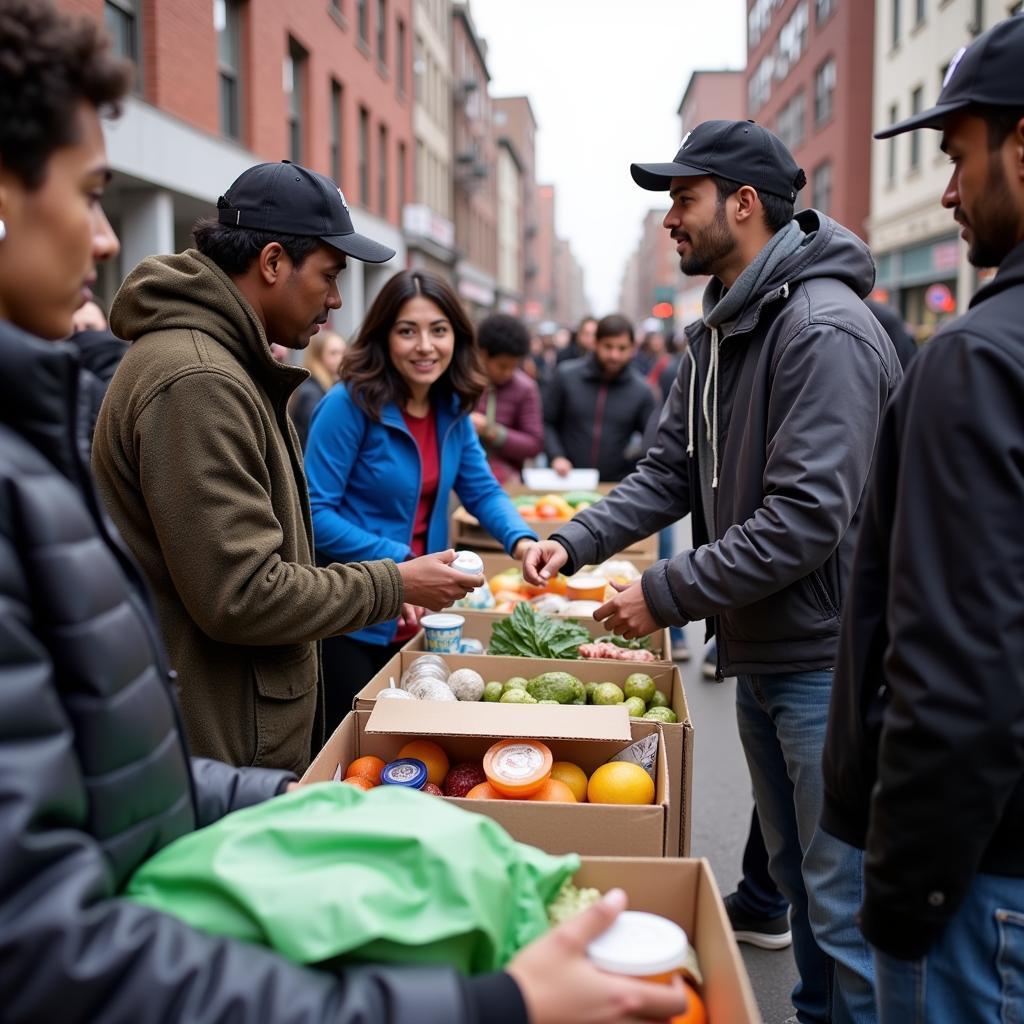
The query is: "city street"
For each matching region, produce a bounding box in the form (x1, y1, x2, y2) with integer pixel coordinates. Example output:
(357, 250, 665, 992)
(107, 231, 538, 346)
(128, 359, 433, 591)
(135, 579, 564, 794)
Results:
(670, 513, 799, 1023)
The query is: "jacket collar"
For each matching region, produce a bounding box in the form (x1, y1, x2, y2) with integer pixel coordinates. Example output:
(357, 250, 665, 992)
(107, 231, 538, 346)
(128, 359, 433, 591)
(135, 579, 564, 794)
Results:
(970, 239, 1024, 309)
(0, 319, 82, 481)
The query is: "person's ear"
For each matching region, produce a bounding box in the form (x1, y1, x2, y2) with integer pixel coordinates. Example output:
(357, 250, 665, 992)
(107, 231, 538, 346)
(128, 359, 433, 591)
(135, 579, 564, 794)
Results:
(732, 185, 759, 226)
(257, 242, 287, 286)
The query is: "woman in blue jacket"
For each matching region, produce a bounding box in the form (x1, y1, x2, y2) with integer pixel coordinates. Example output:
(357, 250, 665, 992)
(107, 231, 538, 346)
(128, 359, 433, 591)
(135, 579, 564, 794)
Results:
(305, 270, 536, 721)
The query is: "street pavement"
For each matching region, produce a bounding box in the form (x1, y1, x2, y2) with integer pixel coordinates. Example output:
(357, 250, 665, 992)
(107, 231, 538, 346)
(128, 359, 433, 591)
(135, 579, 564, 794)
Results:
(676, 618, 800, 1024)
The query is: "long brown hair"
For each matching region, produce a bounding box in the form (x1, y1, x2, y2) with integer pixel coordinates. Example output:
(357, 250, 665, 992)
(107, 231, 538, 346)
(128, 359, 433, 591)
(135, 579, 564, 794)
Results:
(342, 269, 485, 421)
(303, 329, 345, 391)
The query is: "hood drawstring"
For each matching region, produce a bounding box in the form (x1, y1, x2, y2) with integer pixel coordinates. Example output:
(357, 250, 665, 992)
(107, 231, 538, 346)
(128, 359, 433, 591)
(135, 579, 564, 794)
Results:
(685, 347, 698, 457)
(701, 328, 721, 489)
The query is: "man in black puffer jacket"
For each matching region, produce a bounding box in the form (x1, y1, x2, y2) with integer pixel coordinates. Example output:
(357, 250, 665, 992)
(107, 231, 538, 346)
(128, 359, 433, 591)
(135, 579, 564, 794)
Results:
(0, 317, 534, 1023)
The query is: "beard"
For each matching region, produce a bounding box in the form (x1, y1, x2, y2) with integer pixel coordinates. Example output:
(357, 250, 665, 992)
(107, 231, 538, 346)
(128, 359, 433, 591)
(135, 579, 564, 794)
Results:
(964, 156, 1021, 269)
(678, 202, 737, 277)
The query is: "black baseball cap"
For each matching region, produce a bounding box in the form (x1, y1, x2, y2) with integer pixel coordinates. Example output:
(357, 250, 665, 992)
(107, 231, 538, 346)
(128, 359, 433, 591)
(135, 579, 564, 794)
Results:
(876, 15, 1024, 138)
(631, 119, 807, 202)
(216, 160, 395, 263)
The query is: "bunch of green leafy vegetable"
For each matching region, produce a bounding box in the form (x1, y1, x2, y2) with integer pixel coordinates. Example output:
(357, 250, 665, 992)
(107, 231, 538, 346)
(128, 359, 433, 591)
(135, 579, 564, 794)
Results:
(602, 634, 652, 651)
(488, 602, 591, 660)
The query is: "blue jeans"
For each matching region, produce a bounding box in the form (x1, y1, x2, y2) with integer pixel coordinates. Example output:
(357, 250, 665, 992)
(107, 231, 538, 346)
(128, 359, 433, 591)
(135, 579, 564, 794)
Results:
(873, 872, 1024, 1023)
(734, 804, 790, 919)
(736, 672, 875, 1024)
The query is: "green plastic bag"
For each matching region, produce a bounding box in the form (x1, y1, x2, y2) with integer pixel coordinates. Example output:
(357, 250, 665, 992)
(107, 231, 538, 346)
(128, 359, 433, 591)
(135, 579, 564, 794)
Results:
(125, 783, 578, 973)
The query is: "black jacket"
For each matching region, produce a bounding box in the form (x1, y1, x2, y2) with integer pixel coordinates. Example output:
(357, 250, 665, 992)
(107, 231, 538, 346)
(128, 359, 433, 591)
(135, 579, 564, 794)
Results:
(553, 212, 902, 675)
(864, 298, 918, 370)
(543, 354, 656, 481)
(821, 240, 1024, 961)
(0, 319, 525, 1024)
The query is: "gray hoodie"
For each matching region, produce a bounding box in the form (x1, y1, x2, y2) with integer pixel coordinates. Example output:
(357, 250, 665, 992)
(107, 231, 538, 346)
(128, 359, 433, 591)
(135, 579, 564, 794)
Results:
(552, 211, 903, 676)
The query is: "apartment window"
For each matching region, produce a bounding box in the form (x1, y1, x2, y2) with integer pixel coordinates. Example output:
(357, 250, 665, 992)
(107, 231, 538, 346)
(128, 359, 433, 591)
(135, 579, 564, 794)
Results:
(1010, 2, 1024, 14)
(814, 56, 836, 125)
(812, 160, 833, 214)
(377, 0, 388, 66)
(284, 38, 307, 163)
(815, 0, 836, 24)
(891, 0, 901, 47)
(396, 17, 406, 94)
(887, 103, 899, 184)
(914, 0, 926, 24)
(909, 86, 923, 170)
(398, 141, 407, 211)
(359, 106, 370, 206)
(105, 0, 140, 65)
(215, 0, 242, 140)
(357, 0, 368, 46)
(328, 0, 343, 16)
(775, 2, 808, 81)
(330, 79, 343, 184)
(378, 124, 388, 216)
(775, 89, 806, 150)
(748, 55, 774, 114)
(748, 0, 784, 47)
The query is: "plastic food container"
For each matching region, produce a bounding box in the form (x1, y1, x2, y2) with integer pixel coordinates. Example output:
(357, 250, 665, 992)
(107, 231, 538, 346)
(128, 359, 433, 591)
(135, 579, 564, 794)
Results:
(586, 910, 689, 983)
(483, 739, 553, 799)
(459, 638, 485, 655)
(400, 655, 449, 691)
(566, 574, 608, 602)
(421, 613, 465, 653)
(380, 758, 429, 789)
(451, 550, 484, 575)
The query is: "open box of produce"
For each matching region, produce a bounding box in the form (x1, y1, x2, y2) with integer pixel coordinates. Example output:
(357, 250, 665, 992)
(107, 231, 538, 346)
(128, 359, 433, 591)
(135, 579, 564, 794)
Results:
(454, 552, 659, 618)
(352, 651, 694, 855)
(303, 700, 673, 857)
(451, 487, 659, 561)
(405, 606, 672, 664)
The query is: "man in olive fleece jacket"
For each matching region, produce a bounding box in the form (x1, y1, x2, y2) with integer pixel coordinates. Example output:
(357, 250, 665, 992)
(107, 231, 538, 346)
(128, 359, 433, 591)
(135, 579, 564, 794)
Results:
(93, 163, 481, 774)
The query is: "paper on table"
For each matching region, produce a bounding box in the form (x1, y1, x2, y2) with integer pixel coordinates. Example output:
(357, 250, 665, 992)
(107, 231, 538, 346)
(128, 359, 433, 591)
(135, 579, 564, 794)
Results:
(522, 467, 599, 492)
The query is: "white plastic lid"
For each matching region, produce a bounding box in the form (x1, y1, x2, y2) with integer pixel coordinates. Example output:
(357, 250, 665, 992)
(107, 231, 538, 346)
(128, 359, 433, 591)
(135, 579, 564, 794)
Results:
(421, 614, 465, 629)
(452, 550, 484, 574)
(586, 911, 689, 977)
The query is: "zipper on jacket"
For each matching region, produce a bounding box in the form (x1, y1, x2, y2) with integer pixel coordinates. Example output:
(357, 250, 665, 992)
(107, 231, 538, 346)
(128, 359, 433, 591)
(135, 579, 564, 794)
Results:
(590, 384, 608, 468)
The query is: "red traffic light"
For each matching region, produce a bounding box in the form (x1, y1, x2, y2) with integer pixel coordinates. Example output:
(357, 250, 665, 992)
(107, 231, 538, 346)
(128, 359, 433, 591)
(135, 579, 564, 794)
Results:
(651, 301, 674, 318)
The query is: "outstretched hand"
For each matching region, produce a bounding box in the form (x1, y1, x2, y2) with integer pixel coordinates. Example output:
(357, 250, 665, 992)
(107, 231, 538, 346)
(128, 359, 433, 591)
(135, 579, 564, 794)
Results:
(522, 540, 569, 586)
(507, 888, 689, 1024)
(593, 580, 659, 640)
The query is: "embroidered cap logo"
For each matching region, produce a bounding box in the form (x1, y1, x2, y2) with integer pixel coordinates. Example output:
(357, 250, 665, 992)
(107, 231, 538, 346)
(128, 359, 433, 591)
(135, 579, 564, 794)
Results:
(943, 47, 966, 88)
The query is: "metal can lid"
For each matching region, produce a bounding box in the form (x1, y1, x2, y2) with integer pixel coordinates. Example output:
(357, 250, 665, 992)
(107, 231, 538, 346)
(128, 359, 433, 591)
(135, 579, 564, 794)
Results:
(381, 758, 428, 789)
(586, 911, 689, 977)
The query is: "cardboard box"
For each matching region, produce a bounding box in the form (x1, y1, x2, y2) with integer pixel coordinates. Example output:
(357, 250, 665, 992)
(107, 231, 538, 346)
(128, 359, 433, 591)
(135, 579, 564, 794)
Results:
(450, 482, 659, 562)
(575, 857, 762, 1024)
(302, 700, 672, 857)
(354, 650, 694, 856)
(404, 607, 673, 664)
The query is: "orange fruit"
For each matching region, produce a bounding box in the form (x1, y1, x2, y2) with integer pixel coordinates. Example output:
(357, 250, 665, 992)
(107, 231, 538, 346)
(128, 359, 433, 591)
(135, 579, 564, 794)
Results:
(550, 761, 588, 802)
(587, 761, 655, 805)
(670, 981, 707, 1024)
(397, 739, 450, 786)
(344, 755, 386, 786)
(528, 778, 577, 802)
(340, 776, 374, 791)
(464, 781, 506, 800)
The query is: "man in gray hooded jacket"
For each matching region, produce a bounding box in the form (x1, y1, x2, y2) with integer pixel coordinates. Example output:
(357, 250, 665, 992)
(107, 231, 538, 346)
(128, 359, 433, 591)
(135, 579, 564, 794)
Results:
(525, 120, 902, 1024)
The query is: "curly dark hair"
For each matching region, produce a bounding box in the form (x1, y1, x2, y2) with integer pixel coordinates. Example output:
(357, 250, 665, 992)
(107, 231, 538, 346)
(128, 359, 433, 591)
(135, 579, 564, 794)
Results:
(0, 0, 132, 189)
(477, 312, 530, 358)
(192, 217, 321, 275)
(342, 270, 485, 421)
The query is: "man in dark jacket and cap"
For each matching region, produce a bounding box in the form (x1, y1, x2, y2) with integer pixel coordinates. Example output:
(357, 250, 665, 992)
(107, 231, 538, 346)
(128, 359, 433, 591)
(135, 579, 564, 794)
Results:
(822, 15, 1024, 1021)
(526, 120, 902, 1022)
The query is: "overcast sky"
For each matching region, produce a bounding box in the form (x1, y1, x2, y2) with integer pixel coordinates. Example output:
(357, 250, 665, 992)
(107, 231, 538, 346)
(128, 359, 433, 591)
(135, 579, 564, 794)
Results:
(470, 0, 746, 315)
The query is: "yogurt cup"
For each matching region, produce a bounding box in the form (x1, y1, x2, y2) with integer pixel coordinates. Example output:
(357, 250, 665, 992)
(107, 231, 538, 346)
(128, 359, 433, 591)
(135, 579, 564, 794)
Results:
(421, 613, 465, 653)
(566, 574, 608, 602)
(380, 758, 428, 789)
(451, 550, 485, 575)
(586, 910, 689, 983)
(483, 739, 553, 799)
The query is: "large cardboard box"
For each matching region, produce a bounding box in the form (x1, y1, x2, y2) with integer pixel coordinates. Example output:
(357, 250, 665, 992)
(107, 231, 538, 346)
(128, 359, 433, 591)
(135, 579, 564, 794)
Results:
(302, 700, 673, 857)
(575, 857, 762, 1024)
(354, 650, 694, 856)
(404, 607, 673, 664)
